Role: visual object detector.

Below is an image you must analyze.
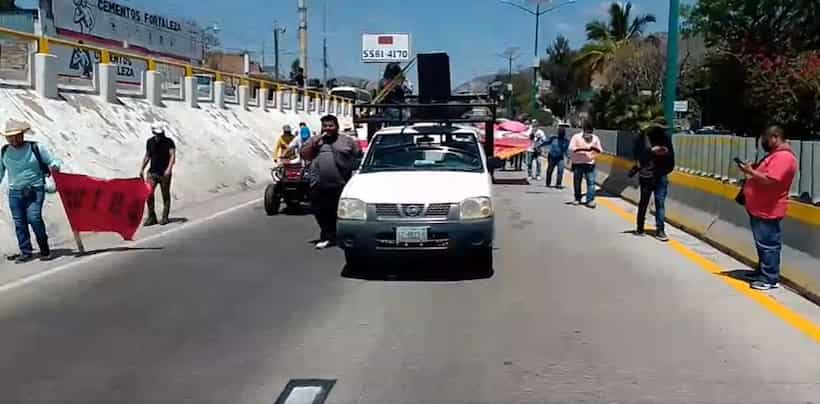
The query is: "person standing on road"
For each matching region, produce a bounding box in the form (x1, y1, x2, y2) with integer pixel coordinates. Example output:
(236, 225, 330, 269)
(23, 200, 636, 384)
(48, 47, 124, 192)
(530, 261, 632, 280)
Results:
(738, 125, 798, 290)
(139, 123, 176, 226)
(569, 121, 603, 208)
(301, 115, 362, 249)
(632, 124, 675, 241)
(526, 120, 546, 180)
(1, 119, 61, 263)
(544, 125, 571, 188)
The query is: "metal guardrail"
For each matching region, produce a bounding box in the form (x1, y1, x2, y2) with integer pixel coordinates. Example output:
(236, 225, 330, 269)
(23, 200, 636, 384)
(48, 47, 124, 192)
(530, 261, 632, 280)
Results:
(593, 130, 820, 204)
(0, 26, 353, 106)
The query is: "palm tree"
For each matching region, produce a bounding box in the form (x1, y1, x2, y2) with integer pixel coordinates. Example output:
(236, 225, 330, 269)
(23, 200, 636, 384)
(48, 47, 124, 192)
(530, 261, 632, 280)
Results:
(574, 1, 656, 76)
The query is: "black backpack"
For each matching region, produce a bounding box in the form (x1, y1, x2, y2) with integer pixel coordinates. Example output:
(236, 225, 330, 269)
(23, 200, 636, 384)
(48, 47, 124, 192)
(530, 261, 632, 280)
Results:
(1, 141, 51, 177)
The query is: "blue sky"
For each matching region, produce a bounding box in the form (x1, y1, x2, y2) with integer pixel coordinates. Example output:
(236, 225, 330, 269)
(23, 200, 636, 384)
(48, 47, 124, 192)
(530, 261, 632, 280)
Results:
(25, 0, 690, 86)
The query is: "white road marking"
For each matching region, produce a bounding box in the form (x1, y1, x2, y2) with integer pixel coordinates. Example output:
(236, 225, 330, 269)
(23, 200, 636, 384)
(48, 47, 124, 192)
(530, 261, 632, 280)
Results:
(0, 198, 263, 294)
(282, 386, 322, 404)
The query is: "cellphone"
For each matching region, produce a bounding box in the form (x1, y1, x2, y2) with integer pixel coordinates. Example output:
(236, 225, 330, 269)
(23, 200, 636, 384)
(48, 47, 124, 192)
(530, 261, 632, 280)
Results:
(733, 157, 744, 166)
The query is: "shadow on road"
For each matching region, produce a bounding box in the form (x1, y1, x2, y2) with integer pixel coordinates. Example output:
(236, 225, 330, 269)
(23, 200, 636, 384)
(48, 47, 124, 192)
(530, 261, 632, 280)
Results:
(719, 269, 758, 283)
(341, 260, 494, 282)
(47, 247, 165, 259)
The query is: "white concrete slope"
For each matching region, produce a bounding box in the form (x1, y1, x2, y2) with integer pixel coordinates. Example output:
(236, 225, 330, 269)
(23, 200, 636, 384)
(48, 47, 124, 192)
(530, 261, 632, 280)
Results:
(0, 88, 351, 252)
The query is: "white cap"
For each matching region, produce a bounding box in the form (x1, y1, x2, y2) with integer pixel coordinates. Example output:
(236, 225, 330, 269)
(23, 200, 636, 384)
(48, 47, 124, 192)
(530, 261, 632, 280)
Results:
(151, 123, 165, 134)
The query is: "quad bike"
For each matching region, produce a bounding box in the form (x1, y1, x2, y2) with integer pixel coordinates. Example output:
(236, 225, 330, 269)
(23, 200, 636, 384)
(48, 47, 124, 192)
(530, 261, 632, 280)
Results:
(264, 160, 311, 215)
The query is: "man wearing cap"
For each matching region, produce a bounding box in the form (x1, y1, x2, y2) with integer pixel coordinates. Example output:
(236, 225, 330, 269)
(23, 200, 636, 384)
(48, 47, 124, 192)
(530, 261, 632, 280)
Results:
(139, 123, 176, 226)
(1, 119, 61, 263)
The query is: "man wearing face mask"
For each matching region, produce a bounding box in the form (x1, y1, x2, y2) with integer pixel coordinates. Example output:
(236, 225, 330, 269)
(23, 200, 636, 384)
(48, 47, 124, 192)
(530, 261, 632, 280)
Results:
(738, 125, 797, 290)
(569, 120, 603, 208)
(139, 123, 176, 226)
(301, 115, 363, 249)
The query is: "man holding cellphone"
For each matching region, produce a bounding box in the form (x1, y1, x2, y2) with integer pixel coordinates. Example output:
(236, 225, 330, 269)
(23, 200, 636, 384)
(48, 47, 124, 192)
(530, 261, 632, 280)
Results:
(301, 115, 363, 249)
(737, 125, 797, 290)
(569, 120, 603, 208)
(632, 124, 675, 241)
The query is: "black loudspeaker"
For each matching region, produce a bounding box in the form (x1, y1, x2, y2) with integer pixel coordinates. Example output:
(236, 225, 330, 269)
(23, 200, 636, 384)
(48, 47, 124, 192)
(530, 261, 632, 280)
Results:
(417, 53, 451, 102)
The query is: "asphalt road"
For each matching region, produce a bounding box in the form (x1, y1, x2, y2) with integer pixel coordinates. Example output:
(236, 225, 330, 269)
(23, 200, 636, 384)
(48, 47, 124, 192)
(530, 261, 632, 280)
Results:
(0, 182, 818, 404)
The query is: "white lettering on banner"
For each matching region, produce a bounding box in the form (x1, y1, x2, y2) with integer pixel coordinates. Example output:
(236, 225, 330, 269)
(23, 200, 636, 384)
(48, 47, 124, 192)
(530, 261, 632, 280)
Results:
(51, 0, 200, 61)
(52, 44, 147, 85)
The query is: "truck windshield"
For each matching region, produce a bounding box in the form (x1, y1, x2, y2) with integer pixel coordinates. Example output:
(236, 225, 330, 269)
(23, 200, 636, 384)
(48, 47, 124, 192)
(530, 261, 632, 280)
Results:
(360, 133, 484, 173)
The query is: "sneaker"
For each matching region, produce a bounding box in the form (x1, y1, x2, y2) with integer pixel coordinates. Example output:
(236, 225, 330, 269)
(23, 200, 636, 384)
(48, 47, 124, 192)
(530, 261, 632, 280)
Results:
(159, 217, 170, 226)
(635, 228, 646, 236)
(586, 201, 597, 209)
(39, 248, 53, 261)
(750, 280, 780, 290)
(655, 230, 669, 242)
(315, 240, 331, 250)
(14, 254, 34, 264)
(556, 185, 564, 189)
(571, 200, 582, 206)
(143, 216, 158, 227)
(536, 176, 542, 181)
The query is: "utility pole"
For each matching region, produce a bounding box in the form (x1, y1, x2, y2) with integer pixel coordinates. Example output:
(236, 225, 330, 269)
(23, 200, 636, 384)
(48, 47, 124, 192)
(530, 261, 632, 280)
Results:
(663, 0, 681, 133)
(273, 21, 285, 80)
(498, 47, 521, 118)
(322, 0, 328, 87)
(298, 0, 308, 89)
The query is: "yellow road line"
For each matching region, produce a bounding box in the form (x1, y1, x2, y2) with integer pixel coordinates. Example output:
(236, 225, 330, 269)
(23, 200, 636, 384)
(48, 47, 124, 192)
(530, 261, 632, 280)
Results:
(597, 198, 820, 344)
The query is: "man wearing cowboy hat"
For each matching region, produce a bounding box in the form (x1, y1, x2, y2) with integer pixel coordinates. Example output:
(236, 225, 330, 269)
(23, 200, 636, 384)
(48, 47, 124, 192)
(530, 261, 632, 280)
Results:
(1, 119, 61, 263)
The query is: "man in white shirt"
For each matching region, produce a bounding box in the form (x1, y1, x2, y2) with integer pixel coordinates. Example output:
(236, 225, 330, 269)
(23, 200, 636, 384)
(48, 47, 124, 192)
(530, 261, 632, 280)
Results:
(526, 119, 546, 180)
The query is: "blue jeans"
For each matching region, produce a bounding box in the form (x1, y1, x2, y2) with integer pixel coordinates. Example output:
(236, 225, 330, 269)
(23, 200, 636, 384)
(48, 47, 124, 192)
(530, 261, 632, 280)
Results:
(8, 187, 49, 256)
(527, 152, 542, 178)
(572, 163, 596, 203)
(546, 155, 565, 187)
(637, 176, 669, 231)
(749, 215, 783, 285)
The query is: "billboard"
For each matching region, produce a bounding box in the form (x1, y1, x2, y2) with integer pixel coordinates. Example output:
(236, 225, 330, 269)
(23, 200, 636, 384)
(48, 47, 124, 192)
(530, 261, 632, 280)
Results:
(361, 33, 411, 63)
(50, 0, 202, 61)
(52, 43, 147, 86)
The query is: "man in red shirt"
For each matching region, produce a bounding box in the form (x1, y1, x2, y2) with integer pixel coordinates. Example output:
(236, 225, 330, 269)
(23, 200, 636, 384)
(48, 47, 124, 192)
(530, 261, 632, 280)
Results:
(739, 126, 798, 290)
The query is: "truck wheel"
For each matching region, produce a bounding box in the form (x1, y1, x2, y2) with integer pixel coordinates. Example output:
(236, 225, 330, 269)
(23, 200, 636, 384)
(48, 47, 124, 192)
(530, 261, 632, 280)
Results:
(264, 184, 281, 215)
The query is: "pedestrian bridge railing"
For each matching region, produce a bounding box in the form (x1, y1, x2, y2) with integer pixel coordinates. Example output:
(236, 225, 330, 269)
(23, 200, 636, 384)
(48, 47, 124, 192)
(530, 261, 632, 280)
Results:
(591, 130, 820, 205)
(0, 26, 354, 115)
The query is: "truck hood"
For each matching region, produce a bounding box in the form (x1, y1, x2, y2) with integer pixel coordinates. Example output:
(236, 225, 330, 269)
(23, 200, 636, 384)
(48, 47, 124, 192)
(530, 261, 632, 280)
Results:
(342, 171, 492, 204)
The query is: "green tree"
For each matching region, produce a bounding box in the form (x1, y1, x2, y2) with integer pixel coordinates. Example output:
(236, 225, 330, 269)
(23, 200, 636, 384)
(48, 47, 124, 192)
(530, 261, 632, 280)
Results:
(573, 1, 656, 76)
(540, 35, 580, 117)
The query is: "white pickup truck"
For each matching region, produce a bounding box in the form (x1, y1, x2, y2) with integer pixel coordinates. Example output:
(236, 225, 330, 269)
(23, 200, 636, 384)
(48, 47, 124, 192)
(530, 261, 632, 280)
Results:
(336, 123, 501, 273)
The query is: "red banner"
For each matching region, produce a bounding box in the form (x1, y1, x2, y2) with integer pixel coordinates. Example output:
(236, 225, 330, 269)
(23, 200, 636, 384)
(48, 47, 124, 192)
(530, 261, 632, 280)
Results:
(493, 138, 532, 159)
(52, 172, 153, 241)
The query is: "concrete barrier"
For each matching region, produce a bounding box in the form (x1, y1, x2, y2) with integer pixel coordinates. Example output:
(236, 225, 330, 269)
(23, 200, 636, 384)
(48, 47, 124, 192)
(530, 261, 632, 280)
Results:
(595, 153, 820, 302)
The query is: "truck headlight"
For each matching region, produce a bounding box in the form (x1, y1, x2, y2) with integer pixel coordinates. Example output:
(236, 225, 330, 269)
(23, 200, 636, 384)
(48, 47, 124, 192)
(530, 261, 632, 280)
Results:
(338, 198, 367, 221)
(460, 197, 493, 220)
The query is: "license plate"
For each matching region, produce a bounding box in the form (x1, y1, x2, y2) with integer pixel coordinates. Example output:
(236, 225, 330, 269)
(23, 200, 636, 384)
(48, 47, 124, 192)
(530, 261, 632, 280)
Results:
(396, 227, 428, 243)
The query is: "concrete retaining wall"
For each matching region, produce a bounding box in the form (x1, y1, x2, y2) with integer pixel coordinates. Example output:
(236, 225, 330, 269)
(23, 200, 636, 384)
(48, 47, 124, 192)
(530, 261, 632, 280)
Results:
(0, 87, 352, 254)
(594, 152, 820, 301)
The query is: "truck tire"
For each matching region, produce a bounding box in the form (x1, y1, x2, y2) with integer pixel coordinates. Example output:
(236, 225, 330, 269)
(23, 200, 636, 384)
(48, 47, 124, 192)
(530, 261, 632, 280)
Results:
(264, 184, 281, 216)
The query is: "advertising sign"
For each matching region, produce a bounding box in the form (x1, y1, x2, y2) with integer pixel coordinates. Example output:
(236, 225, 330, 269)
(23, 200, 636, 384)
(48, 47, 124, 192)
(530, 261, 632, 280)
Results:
(51, 0, 202, 61)
(52, 43, 147, 85)
(361, 33, 411, 63)
(674, 100, 689, 113)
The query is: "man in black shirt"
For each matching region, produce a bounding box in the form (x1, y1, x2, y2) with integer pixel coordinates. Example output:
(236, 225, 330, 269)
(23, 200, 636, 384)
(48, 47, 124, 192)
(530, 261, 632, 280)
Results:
(139, 123, 176, 226)
(631, 124, 675, 241)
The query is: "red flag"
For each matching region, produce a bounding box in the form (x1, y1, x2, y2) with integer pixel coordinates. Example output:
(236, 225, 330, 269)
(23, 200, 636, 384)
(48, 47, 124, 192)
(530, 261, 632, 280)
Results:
(52, 172, 153, 241)
(378, 36, 393, 45)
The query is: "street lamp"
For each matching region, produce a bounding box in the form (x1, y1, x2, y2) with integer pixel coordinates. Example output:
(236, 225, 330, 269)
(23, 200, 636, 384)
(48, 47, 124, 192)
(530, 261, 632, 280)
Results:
(497, 47, 521, 117)
(499, 0, 577, 116)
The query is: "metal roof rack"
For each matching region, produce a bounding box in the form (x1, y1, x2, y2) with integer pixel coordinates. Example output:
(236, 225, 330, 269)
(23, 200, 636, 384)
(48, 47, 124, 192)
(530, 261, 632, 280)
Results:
(353, 95, 498, 156)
